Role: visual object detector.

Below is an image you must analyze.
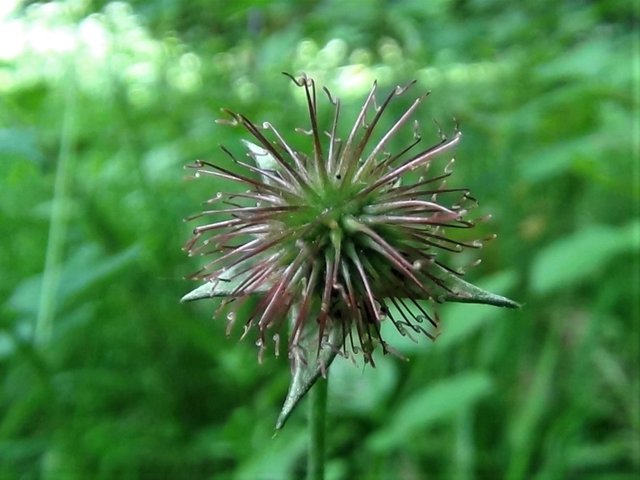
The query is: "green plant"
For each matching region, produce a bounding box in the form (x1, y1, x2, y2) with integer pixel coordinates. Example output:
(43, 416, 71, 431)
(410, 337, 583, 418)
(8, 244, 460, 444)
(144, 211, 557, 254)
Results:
(182, 73, 517, 478)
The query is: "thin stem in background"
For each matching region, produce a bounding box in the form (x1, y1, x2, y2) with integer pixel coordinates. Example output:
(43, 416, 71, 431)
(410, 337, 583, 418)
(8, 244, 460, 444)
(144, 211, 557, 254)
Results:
(307, 377, 328, 480)
(35, 60, 76, 346)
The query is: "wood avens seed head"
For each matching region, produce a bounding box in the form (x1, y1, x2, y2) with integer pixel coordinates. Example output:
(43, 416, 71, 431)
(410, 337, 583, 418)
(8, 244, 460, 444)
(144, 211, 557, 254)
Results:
(182, 73, 518, 428)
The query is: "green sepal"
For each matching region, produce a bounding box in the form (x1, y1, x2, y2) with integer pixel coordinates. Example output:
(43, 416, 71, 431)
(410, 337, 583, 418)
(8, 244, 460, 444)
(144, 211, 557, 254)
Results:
(180, 261, 271, 303)
(242, 139, 280, 182)
(433, 264, 520, 309)
(182, 139, 275, 305)
(275, 311, 344, 430)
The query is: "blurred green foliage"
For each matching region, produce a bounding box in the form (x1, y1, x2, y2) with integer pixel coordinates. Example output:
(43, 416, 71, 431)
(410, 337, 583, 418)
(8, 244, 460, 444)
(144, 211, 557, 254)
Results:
(1, 0, 638, 478)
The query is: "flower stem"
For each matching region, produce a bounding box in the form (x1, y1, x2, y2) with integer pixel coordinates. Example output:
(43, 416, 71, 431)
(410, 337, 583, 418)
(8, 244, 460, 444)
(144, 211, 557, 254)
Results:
(307, 376, 328, 480)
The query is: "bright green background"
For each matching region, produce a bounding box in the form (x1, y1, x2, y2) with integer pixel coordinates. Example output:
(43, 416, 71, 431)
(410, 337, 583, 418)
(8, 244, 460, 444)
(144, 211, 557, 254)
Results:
(1, 0, 638, 478)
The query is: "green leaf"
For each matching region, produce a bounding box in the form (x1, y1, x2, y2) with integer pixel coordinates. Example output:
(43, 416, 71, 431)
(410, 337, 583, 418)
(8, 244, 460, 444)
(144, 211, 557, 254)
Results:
(0, 128, 44, 164)
(235, 427, 306, 480)
(530, 220, 639, 294)
(328, 354, 398, 415)
(8, 244, 140, 315)
(367, 372, 493, 452)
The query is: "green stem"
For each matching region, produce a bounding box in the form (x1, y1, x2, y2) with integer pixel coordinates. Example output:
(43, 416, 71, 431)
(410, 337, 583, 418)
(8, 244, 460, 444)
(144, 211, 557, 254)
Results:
(307, 376, 328, 480)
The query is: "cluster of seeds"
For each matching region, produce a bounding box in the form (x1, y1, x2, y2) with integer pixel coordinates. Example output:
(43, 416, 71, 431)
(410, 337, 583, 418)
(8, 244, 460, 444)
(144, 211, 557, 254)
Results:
(184, 74, 489, 366)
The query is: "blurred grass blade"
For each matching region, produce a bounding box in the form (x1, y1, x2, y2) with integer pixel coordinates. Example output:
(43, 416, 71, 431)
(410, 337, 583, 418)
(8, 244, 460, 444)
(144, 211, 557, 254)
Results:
(35, 62, 77, 346)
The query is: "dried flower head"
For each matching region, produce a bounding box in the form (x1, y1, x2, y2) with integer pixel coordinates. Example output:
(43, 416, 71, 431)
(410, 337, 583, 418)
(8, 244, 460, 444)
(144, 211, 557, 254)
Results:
(182, 73, 517, 427)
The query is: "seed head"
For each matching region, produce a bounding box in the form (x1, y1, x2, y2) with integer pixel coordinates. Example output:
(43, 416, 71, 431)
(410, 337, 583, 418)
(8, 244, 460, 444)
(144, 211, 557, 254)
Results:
(182, 74, 517, 425)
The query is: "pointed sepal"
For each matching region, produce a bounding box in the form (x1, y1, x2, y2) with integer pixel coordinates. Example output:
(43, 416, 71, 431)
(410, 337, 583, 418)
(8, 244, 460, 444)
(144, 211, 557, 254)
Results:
(275, 321, 343, 430)
(242, 139, 280, 181)
(181, 261, 272, 303)
(434, 264, 520, 309)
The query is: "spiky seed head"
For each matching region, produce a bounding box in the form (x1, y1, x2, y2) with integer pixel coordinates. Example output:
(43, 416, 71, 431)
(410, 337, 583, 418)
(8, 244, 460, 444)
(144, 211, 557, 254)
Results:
(184, 73, 489, 366)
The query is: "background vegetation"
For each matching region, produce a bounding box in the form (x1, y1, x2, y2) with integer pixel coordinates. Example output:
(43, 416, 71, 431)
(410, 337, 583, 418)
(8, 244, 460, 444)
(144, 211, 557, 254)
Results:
(1, 0, 638, 478)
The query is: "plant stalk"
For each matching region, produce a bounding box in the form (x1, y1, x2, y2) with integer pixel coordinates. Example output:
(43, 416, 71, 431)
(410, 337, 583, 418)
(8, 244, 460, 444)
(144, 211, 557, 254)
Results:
(307, 376, 328, 480)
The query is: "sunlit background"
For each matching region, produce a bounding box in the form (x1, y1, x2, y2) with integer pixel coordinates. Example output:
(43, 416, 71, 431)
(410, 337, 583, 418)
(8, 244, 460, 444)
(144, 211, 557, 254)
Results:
(1, 0, 638, 478)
